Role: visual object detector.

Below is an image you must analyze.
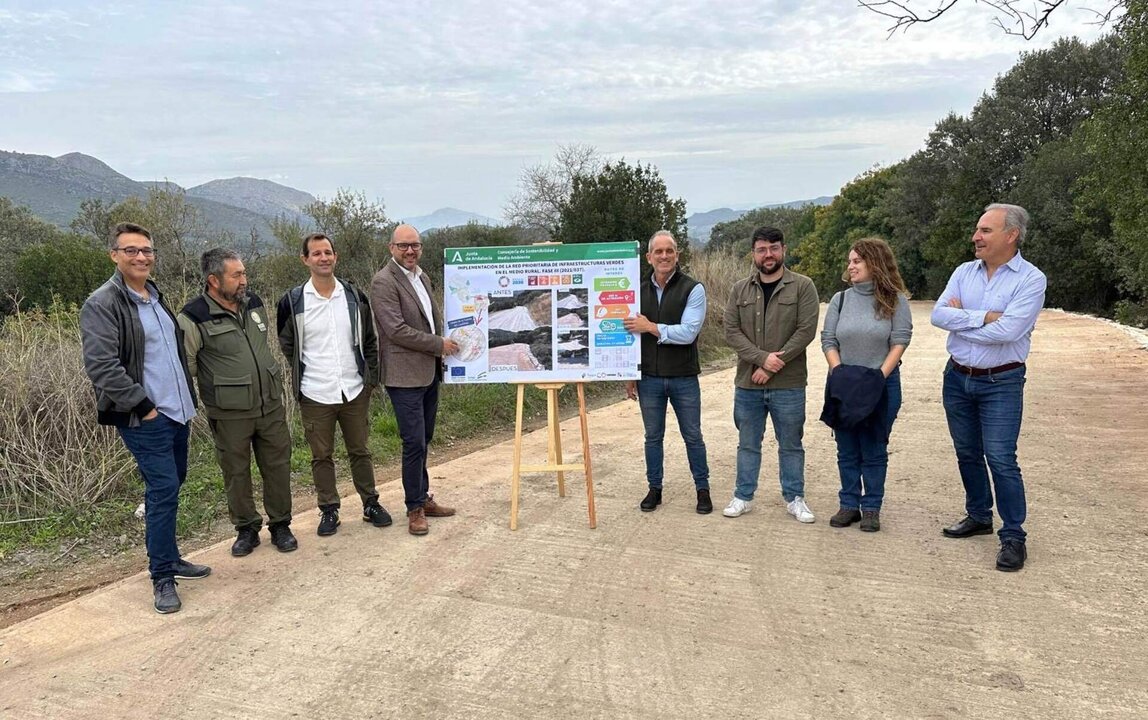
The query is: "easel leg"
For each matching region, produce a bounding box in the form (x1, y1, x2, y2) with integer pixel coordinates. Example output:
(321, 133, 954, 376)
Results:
(510, 383, 525, 530)
(550, 388, 566, 497)
(578, 383, 596, 529)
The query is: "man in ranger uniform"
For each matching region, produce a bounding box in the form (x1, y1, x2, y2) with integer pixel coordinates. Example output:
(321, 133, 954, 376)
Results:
(179, 248, 297, 556)
(624, 230, 711, 514)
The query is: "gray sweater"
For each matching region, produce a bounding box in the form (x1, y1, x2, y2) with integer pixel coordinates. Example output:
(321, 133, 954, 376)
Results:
(820, 282, 913, 369)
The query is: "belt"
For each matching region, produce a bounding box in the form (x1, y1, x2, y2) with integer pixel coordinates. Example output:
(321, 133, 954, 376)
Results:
(949, 358, 1025, 377)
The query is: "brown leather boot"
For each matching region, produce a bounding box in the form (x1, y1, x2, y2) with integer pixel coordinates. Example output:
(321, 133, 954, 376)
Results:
(423, 494, 456, 517)
(407, 507, 429, 535)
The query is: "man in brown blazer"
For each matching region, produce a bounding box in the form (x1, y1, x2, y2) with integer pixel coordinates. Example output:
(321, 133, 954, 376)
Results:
(370, 224, 459, 535)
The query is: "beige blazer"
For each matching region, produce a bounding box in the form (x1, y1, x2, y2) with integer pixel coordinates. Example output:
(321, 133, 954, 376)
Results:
(370, 259, 446, 388)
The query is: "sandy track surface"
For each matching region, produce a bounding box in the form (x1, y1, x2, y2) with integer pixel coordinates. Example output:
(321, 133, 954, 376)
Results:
(1, 303, 1145, 719)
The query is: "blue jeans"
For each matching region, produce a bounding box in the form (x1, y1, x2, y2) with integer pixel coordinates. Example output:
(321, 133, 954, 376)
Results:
(942, 363, 1027, 542)
(733, 386, 806, 502)
(835, 369, 902, 511)
(637, 375, 709, 490)
(117, 413, 190, 582)
(386, 380, 440, 512)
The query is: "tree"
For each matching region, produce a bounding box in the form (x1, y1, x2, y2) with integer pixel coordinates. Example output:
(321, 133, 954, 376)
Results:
(554, 160, 690, 266)
(859, 0, 1125, 40)
(1, 198, 66, 310)
(304, 189, 392, 290)
(1077, 0, 1148, 323)
(504, 144, 601, 241)
(794, 167, 899, 297)
(14, 234, 110, 310)
(420, 223, 529, 287)
(707, 205, 817, 257)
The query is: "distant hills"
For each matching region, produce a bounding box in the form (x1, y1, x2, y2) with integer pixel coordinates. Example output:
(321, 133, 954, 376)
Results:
(0, 150, 501, 241)
(401, 207, 500, 233)
(2, 149, 832, 245)
(687, 197, 833, 246)
(0, 150, 312, 242)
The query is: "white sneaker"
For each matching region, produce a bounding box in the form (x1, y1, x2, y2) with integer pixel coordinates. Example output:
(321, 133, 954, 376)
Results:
(723, 497, 753, 518)
(787, 496, 815, 523)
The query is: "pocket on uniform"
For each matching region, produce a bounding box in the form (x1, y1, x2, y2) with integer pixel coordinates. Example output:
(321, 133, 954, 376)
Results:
(266, 364, 283, 401)
(213, 374, 254, 410)
(203, 322, 242, 354)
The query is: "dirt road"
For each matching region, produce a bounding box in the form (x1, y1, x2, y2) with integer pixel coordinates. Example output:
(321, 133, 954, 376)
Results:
(1, 303, 1145, 719)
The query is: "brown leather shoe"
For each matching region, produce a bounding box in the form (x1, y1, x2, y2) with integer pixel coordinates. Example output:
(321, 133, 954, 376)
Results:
(423, 494, 456, 517)
(407, 507, 429, 535)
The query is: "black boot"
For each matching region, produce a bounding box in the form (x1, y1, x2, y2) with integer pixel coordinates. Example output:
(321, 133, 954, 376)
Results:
(640, 487, 662, 512)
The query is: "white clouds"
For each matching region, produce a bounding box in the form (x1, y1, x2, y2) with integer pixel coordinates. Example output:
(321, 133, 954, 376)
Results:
(0, 0, 1115, 217)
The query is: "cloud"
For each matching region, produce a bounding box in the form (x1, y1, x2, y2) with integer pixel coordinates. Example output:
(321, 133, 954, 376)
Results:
(0, 0, 1114, 217)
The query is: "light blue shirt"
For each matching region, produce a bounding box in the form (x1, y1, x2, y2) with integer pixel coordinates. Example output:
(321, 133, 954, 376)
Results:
(127, 287, 196, 425)
(653, 273, 707, 345)
(930, 251, 1047, 368)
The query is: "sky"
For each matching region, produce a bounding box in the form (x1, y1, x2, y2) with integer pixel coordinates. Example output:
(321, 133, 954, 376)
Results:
(0, 1, 1113, 221)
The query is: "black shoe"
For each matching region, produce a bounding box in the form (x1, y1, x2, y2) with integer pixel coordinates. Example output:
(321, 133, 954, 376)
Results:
(173, 558, 212, 579)
(153, 578, 181, 614)
(696, 489, 713, 515)
(317, 508, 341, 536)
(363, 502, 393, 528)
(231, 526, 261, 557)
(830, 508, 862, 528)
(859, 510, 881, 532)
(942, 516, 994, 538)
(269, 523, 298, 553)
(996, 539, 1027, 572)
(640, 487, 662, 512)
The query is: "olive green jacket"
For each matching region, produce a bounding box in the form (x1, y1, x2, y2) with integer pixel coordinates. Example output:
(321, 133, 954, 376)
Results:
(177, 292, 285, 420)
(723, 268, 820, 390)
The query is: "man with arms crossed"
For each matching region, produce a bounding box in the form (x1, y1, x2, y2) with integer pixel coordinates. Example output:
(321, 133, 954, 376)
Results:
(179, 249, 297, 556)
(722, 226, 820, 522)
(277, 233, 391, 536)
(370, 224, 457, 536)
(81, 222, 209, 614)
(624, 230, 712, 514)
(931, 203, 1046, 572)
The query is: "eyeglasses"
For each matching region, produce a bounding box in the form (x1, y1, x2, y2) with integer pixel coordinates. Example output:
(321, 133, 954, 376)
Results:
(392, 243, 422, 251)
(113, 246, 156, 258)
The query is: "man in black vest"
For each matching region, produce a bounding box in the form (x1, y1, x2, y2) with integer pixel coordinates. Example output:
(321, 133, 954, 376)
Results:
(624, 230, 712, 514)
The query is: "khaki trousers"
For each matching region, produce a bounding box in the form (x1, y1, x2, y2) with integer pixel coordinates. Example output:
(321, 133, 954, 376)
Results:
(209, 408, 293, 530)
(300, 389, 378, 509)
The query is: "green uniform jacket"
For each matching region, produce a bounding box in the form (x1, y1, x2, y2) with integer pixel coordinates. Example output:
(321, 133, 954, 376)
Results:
(723, 267, 820, 390)
(177, 292, 285, 420)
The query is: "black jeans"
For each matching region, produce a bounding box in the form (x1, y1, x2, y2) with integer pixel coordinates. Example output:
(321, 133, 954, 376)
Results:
(386, 380, 440, 512)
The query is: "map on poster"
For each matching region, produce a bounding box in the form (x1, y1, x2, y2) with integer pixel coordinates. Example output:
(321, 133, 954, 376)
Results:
(442, 242, 641, 384)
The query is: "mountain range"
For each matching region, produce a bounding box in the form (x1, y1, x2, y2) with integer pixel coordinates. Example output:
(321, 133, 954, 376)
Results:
(0, 150, 502, 241)
(2, 149, 833, 243)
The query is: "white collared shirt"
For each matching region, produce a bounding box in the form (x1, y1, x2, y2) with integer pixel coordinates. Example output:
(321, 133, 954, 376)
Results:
(299, 278, 363, 404)
(393, 258, 435, 331)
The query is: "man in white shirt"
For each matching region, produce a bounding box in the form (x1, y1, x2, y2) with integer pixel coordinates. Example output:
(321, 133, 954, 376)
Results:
(276, 233, 390, 537)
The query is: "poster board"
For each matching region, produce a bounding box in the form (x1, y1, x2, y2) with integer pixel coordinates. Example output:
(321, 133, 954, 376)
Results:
(442, 241, 641, 384)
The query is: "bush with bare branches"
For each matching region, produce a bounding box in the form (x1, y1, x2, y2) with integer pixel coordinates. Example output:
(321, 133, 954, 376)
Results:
(0, 305, 137, 520)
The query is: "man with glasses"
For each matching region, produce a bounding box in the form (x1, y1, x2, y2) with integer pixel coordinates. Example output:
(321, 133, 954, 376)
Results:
(81, 222, 209, 614)
(276, 233, 391, 537)
(179, 249, 297, 557)
(722, 226, 820, 523)
(369, 224, 458, 536)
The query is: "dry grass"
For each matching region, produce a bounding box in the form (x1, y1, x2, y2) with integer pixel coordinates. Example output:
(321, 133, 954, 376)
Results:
(689, 248, 745, 362)
(0, 306, 137, 520)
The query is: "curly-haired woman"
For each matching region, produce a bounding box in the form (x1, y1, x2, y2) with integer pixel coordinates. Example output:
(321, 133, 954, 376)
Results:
(820, 237, 913, 532)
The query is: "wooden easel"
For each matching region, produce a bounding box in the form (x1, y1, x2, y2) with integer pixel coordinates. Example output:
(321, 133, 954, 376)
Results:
(509, 381, 596, 530)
